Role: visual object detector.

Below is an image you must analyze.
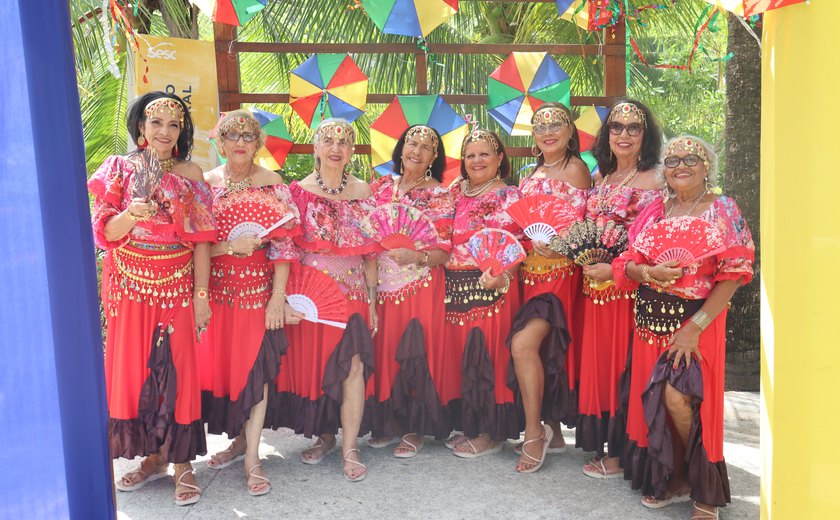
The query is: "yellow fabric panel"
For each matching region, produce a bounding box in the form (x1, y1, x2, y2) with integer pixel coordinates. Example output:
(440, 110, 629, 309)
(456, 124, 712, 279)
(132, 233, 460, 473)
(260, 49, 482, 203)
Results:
(327, 81, 369, 111)
(416, 0, 458, 37)
(511, 52, 545, 91)
(371, 131, 398, 167)
(289, 73, 323, 100)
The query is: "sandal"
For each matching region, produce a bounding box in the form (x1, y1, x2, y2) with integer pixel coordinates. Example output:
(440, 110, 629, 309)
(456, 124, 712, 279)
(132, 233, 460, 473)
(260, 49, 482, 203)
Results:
(691, 502, 719, 519)
(300, 436, 337, 465)
(453, 438, 503, 459)
(367, 436, 400, 449)
(393, 434, 423, 459)
(641, 486, 691, 509)
(516, 425, 553, 474)
(582, 457, 622, 479)
(513, 428, 566, 455)
(173, 465, 201, 506)
(246, 463, 271, 497)
(207, 438, 246, 470)
(115, 456, 168, 492)
(342, 448, 367, 482)
(444, 433, 469, 450)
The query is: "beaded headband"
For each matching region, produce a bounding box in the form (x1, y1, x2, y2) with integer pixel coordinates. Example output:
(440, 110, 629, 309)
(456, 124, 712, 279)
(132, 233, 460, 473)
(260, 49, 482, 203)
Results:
(144, 98, 184, 125)
(531, 106, 571, 127)
(608, 102, 646, 127)
(217, 113, 260, 137)
(405, 125, 440, 150)
(461, 129, 499, 156)
(666, 137, 710, 168)
(315, 121, 356, 146)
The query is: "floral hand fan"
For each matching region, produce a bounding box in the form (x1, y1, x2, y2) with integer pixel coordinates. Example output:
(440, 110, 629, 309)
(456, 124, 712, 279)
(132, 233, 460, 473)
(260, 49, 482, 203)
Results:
(285, 264, 348, 329)
(466, 228, 526, 276)
(633, 216, 725, 268)
(506, 195, 582, 243)
(361, 203, 438, 251)
(549, 218, 628, 266)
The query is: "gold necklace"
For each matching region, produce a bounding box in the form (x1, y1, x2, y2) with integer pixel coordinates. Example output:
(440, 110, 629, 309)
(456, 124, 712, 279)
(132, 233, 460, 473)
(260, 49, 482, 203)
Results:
(159, 157, 177, 172)
(462, 177, 498, 197)
(224, 164, 253, 195)
(597, 166, 638, 212)
(666, 188, 708, 218)
(392, 175, 428, 202)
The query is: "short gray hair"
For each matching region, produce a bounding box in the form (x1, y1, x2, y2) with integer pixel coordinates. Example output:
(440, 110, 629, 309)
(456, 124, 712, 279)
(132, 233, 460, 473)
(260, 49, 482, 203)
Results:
(656, 135, 718, 191)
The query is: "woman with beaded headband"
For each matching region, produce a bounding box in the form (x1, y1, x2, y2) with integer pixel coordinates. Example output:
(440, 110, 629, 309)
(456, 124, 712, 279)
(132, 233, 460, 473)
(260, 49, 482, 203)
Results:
(612, 136, 753, 518)
(87, 91, 215, 506)
(269, 118, 379, 482)
(567, 99, 662, 479)
(196, 110, 303, 496)
(365, 125, 455, 458)
(444, 129, 526, 458)
(507, 103, 591, 473)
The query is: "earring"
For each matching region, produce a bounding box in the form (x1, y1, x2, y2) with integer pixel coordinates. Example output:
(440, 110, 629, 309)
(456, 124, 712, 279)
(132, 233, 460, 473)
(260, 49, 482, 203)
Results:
(173, 143, 179, 157)
(495, 168, 501, 180)
(531, 145, 542, 157)
(137, 134, 146, 148)
(661, 187, 672, 201)
(704, 176, 713, 190)
(424, 166, 433, 180)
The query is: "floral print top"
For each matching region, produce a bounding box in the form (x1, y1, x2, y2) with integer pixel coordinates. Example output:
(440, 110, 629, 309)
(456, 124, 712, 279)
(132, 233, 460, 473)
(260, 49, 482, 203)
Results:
(585, 182, 660, 229)
(519, 175, 589, 218)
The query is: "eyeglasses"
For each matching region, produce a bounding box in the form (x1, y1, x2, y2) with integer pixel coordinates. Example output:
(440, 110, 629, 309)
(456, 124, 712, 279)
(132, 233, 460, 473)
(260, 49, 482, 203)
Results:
(663, 154, 702, 168)
(608, 122, 644, 136)
(224, 132, 257, 143)
(533, 122, 566, 135)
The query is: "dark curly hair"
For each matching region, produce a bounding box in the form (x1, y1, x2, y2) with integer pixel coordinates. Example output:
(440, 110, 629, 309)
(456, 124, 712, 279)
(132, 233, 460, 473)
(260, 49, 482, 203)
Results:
(591, 99, 661, 176)
(391, 125, 447, 182)
(126, 91, 195, 161)
(532, 102, 582, 170)
(459, 130, 511, 180)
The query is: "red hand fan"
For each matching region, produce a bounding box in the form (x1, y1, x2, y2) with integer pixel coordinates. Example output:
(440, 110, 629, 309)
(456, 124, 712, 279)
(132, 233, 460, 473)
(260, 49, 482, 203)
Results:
(361, 203, 438, 251)
(466, 228, 526, 277)
(285, 264, 348, 329)
(633, 216, 726, 268)
(506, 195, 582, 243)
(221, 201, 297, 241)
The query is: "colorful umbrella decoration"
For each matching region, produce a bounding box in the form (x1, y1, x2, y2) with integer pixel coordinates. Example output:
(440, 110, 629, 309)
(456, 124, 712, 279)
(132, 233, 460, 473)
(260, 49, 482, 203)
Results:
(575, 106, 609, 176)
(370, 95, 468, 186)
(211, 108, 294, 171)
(360, 0, 459, 38)
(705, 0, 806, 17)
(555, 0, 591, 30)
(191, 0, 266, 26)
(488, 52, 571, 136)
(289, 54, 368, 130)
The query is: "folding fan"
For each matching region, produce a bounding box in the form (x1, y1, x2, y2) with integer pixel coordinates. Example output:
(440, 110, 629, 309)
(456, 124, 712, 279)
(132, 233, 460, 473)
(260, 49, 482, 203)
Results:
(506, 195, 582, 243)
(466, 228, 526, 276)
(285, 265, 348, 329)
(633, 216, 726, 267)
(360, 203, 438, 251)
(225, 211, 296, 241)
(130, 150, 165, 199)
(549, 218, 628, 266)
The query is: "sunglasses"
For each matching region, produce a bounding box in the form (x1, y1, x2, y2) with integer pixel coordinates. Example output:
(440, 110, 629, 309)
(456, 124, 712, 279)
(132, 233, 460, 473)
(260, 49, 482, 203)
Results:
(664, 154, 702, 168)
(224, 132, 257, 143)
(533, 122, 567, 135)
(608, 122, 644, 136)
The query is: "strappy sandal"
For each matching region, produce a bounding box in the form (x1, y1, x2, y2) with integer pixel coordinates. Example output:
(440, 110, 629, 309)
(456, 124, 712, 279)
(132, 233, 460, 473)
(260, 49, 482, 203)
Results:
(367, 436, 400, 449)
(444, 433, 469, 450)
(641, 486, 692, 509)
(516, 425, 554, 474)
(452, 438, 503, 459)
(691, 502, 719, 519)
(582, 457, 622, 479)
(246, 463, 271, 497)
(300, 436, 337, 465)
(173, 465, 201, 506)
(393, 434, 424, 459)
(115, 456, 168, 492)
(342, 448, 367, 482)
(207, 437, 246, 470)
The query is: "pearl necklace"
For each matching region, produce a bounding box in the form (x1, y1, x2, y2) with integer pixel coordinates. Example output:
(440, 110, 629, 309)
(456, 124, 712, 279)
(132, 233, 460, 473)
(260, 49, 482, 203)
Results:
(462, 177, 497, 197)
(665, 188, 709, 218)
(315, 169, 348, 195)
(542, 157, 564, 168)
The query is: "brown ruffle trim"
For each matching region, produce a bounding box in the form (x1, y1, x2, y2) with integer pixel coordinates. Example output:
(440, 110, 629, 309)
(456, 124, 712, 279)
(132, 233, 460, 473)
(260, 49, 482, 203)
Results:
(574, 412, 610, 455)
(622, 439, 654, 495)
(109, 419, 206, 464)
(461, 328, 524, 441)
(506, 293, 573, 424)
(644, 354, 731, 507)
(267, 314, 374, 438)
(202, 328, 288, 437)
(574, 347, 631, 457)
(365, 319, 449, 439)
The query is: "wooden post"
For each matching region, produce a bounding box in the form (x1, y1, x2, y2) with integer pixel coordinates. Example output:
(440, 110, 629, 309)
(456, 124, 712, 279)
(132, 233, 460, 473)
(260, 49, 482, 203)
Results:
(214, 23, 240, 111)
(416, 49, 428, 95)
(603, 19, 626, 98)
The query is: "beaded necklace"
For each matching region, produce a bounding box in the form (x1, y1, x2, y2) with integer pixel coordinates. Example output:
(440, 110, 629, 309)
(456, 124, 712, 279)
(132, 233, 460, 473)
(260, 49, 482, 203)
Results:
(315, 169, 348, 195)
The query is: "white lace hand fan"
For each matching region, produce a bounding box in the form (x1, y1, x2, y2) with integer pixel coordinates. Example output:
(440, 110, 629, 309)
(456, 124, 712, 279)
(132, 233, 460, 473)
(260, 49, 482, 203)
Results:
(506, 195, 582, 243)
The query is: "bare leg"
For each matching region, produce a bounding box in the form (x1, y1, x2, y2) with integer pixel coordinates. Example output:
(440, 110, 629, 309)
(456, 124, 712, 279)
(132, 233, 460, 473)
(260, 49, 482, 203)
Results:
(243, 384, 270, 494)
(511, 318, 550, 471)
(340, 354, 366, 480)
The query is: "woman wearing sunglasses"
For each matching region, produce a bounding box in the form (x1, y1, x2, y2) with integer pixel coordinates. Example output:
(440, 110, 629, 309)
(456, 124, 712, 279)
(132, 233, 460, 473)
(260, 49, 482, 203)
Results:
(576, 100, 662, 479)
(613, 136, 754, 518)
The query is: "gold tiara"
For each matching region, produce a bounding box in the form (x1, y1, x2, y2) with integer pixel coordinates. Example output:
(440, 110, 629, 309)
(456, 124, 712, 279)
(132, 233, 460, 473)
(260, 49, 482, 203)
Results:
(218, 113, 260, 136)
(666, 137, 710, 168)
(144, 98, 184, 125)
(608, 102, 646, 127)
(315, 121, 356, 145)
(405, 125, 440, 150)
(462, 129, 499, 155)
(532, 106, 571, 127)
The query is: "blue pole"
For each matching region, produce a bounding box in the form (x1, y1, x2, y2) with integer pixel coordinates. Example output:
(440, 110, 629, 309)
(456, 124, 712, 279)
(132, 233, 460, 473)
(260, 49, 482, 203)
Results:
(0, 2, 114, 519)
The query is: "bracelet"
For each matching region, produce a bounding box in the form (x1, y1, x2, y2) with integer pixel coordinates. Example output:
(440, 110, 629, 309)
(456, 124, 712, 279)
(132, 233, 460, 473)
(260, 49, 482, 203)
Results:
(689, 310, 713, 331)
(498, 271, 513, 294)
(194, 287, 210, 299)
(125, 210, 146, 222)
(226, 242, 234, 256)
(641, 264, 654, 284)
(419, 251, 430, 267)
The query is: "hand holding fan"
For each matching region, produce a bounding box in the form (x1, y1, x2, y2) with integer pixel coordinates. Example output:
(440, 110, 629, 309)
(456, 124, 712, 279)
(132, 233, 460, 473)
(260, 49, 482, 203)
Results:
(285, 265, 348, 329)
(361, 203, 438, 251)
(506, 195, 582, 243)
(130, 149, 165, 199)
(549, 218, 628, 266)
(633, 216, 725, 268)
(466, 228, 526, 276)
(226, 209, 297, 241)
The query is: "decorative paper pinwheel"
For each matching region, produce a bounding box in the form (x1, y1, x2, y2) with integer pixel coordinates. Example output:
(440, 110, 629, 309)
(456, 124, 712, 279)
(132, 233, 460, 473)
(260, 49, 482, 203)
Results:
(191, 0, 266, 26)
(289, 54, 368, 129)
(361, 0, 459, 38)
(370, 95, 468, 186)
(211, 108, 294, 171)
(488, 52, 571, 136)
(705, 0, 806, 17)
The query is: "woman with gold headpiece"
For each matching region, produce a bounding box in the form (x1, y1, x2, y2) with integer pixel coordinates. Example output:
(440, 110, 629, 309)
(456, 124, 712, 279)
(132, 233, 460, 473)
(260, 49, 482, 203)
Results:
(88, 92, 215, 506)
(613, 136, 753, 518)
(365, 125, 455, 458)
(444, 130, 525, 458)
(507, 103, 591, 473)
(572, 99, 662, 479)
(269, 119, 378, 482)
(197, 110, 302, 496)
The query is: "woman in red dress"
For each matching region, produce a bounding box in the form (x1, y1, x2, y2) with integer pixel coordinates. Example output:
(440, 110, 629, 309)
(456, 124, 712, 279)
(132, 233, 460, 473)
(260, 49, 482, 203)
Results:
(366, 125, 455, 457)
(198, 110, 302, 496)
(88, 92, 215, 506)
(508, 103, 591, 473)
(613, 136, 754, 519)
(445, 130, 525, 458)
(270, 119, 378, 481)
(574, 100, 662, 478)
